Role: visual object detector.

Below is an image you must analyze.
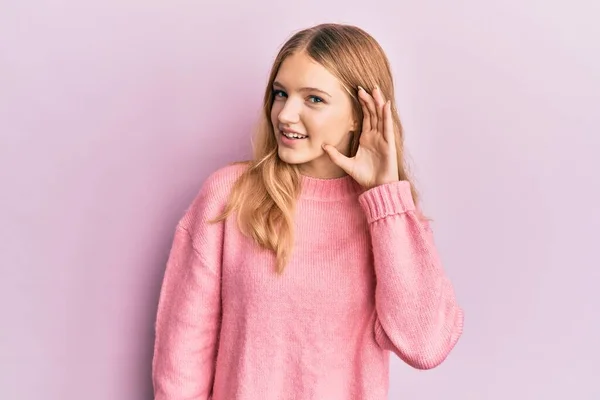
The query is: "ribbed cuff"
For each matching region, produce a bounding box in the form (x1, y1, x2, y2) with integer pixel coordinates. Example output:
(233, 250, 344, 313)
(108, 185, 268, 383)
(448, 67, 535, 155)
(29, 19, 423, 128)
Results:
(358, 180, 415, 223)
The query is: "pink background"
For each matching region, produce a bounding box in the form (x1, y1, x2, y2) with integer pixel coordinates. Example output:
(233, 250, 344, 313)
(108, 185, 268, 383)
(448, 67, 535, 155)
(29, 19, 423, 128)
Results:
(1, 1, 599, 399)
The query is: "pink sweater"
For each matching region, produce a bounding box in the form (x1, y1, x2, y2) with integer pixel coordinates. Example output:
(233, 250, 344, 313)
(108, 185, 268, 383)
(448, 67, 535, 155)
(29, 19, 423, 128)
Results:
(152, 163, 464, 400)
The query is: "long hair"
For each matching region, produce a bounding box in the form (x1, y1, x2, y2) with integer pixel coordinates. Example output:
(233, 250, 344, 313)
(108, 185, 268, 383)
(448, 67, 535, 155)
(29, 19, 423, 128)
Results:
(213, 23, 421, 274)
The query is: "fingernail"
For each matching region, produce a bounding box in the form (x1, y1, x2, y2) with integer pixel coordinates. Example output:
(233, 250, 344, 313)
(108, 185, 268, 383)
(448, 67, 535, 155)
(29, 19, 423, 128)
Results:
(357, 86, 364, 92)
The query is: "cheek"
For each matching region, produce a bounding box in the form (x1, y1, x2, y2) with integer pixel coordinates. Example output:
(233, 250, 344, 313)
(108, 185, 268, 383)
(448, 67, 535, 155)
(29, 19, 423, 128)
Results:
(270, 104, 280, 126)
(308, 111, 349, 142)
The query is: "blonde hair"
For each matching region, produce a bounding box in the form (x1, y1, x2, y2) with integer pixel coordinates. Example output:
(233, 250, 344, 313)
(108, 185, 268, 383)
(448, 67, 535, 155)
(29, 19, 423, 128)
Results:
(214, 23, 421, 273)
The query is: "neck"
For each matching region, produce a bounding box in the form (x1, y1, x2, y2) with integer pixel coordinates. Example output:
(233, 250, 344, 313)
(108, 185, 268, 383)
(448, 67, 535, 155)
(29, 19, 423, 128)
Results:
(298, 156, 347, 180)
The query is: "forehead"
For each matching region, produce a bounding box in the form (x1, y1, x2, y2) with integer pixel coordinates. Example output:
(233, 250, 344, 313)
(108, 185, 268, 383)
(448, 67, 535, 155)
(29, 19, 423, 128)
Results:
(275, 52, 343, 92)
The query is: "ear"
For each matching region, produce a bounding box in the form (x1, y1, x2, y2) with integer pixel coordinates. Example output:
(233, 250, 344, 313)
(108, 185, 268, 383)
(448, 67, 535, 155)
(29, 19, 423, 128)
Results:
(349, 117, 358, 132)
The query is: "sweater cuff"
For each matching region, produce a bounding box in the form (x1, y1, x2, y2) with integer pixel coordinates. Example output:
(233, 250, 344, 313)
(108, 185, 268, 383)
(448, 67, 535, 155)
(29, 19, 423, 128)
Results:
(358, 180, 415, 223)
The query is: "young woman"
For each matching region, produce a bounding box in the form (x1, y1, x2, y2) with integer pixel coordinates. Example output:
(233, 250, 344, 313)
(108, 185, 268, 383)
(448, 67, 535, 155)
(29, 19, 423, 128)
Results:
(152, 23, 464, 400)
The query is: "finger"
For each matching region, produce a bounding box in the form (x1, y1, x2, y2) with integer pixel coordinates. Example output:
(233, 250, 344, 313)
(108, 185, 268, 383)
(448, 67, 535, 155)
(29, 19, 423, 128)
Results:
(373, 86, 386, 135)
(322, 144, 354, 174)
(383, 100, 395, 145)
(359, 87, 378, 132)
(357, 87, 371, 132)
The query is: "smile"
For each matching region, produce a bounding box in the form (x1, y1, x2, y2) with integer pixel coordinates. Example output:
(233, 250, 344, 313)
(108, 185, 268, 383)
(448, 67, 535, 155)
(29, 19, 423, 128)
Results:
(281, 131, 308, 139)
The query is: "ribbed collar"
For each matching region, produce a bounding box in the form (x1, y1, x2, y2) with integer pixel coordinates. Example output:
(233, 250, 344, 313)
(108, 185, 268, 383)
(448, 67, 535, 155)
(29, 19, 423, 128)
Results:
(299, 174, 364, 201)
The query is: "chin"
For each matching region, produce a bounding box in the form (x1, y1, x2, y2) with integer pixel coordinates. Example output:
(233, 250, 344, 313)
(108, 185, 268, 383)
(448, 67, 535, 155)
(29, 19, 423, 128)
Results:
(277, 146, 315, 165)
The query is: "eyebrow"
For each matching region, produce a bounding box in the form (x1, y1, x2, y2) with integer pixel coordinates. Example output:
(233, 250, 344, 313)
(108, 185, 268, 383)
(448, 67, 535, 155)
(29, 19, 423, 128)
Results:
(273, 81, 332, 98)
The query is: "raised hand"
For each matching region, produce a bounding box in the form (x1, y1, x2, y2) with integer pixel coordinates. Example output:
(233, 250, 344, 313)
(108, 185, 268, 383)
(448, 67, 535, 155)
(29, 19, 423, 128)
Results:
(323, 85, 399, 190)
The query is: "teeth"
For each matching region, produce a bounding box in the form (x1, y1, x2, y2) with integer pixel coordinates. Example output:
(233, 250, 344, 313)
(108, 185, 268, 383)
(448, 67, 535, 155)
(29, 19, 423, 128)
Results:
(282, 132, 307, 139)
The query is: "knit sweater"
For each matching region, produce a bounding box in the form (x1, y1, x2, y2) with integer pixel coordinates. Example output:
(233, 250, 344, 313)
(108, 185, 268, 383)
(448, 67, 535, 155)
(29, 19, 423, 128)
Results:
(152, 163, 464, 400)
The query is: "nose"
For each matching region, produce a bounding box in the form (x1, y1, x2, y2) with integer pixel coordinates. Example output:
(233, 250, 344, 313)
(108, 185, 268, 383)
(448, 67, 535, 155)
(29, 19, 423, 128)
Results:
(277, 98, 301, 125)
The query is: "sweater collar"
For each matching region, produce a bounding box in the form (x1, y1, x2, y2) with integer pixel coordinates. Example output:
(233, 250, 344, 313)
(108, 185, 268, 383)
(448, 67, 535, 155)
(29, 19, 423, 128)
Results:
(299, 173, 364, 201)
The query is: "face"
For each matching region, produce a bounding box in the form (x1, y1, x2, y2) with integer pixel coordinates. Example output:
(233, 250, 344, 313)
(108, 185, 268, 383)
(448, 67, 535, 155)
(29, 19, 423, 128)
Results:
(270, 51, 356, 179)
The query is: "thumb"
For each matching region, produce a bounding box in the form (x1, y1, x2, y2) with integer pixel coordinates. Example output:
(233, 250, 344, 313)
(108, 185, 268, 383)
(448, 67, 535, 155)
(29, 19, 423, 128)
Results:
(322, 144, 353, 174)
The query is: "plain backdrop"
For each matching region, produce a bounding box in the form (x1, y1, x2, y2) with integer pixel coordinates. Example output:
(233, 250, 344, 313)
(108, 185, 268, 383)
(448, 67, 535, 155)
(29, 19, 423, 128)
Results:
(1, 0, 599, 399)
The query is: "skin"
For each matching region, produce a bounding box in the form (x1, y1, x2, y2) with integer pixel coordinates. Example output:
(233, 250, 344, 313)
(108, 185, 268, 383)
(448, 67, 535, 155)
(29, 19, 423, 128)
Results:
(271, 51, 399, 190)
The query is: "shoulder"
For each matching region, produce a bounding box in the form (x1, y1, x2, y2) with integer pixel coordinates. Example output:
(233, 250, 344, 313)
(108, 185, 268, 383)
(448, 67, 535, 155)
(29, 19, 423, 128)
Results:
(179, 161, 249, 230)
(198, 161, 249, 200)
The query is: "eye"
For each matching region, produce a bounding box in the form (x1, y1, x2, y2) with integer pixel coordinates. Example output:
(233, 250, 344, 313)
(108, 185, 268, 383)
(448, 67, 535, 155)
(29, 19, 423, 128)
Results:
(273, 89, 287, 98)
(308, 95, 324, 104)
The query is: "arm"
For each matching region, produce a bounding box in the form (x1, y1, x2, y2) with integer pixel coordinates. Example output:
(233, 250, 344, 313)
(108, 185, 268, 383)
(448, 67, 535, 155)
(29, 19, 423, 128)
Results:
(358, 180, 464, 370)
(152, 179, 225, 399)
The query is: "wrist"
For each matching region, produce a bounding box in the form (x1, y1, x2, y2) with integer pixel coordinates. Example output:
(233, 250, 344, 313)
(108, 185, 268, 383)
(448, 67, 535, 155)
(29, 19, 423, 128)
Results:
(369, 176, 400, 190)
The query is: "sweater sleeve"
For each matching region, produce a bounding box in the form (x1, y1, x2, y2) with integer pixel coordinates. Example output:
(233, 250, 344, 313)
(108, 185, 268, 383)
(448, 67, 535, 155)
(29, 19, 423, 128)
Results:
(358, 180, 464, 370)
(152, 172, 228, 399)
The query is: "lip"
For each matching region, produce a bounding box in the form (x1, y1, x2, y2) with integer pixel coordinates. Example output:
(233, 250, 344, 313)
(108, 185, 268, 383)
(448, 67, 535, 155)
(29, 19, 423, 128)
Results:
(279, 129, 308, 146)
(279, 127, 307, 137)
